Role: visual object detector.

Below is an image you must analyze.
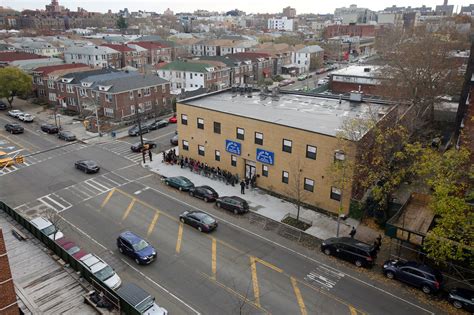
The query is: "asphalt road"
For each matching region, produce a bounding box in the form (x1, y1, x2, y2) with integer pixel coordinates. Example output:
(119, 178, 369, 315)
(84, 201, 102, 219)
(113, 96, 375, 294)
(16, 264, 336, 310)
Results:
(0, 121, 446, 315)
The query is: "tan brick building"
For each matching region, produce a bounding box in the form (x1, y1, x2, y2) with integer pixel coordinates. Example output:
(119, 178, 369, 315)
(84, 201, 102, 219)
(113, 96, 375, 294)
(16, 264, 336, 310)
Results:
(177, 90, 390, 215)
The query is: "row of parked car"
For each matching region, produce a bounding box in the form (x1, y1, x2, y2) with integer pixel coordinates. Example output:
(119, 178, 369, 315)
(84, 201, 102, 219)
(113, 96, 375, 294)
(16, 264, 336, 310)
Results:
(7, 109, 35, 122)
(320, 237, 473, 312)
(128, 115, 177, 137)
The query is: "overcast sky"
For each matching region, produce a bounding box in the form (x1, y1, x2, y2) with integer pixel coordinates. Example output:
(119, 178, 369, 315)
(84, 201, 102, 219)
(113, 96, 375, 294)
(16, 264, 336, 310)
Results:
(3, 0, 468, 14)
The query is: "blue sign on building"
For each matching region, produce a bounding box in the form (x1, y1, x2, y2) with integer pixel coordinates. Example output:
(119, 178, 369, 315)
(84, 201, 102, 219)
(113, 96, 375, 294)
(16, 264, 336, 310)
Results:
(225, 140, 241, 155)
(256, 148, 274, 165)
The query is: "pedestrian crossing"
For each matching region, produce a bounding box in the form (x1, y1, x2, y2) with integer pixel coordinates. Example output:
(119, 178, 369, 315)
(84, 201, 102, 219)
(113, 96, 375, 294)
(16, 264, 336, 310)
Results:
(13, 171, 132, 217)
(0, 143, 88, 176)
(304, 265, 345, 290)
(99, 141, 145, 163)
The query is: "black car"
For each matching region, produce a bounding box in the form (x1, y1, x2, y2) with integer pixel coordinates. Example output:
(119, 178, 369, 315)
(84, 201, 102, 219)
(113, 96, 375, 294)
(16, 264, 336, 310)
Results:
(189, 185, 219, 202)
(4, 123, 24, 134)
(179, 210, 217, 233)
(58, 130, 76, 141)
(147, 120, 168, 130)
(75, 160, 100, 173)
(382, 260, 443, 294)
(448, 288, 474, 312)
(41, 123, 59, 134)
(321, 237, 377, 268)
(128, 125, 149, 136)
(130, 140, 157, 152)
(216, 196, 249, 214)
(0, 101, 7, 110)
(164, 176, 194, 191)
(170, 134, 178, 146)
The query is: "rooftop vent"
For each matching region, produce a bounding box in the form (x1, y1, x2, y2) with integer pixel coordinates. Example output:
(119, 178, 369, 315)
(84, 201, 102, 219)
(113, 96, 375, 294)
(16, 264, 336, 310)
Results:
(363, 67, 371, 72)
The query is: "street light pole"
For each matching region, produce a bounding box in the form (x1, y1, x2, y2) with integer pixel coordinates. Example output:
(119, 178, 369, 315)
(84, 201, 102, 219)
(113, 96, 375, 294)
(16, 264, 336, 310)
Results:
(94, 93, 101, 137)
(136, 108, 146, 164)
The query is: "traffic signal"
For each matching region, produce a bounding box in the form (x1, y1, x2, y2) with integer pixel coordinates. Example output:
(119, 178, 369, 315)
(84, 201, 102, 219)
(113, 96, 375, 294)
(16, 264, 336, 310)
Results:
(15, 156, 24, 164)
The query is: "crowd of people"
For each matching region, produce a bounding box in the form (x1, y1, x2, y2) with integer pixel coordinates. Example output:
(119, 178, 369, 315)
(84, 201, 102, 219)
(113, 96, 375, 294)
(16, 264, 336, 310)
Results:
(162, 150, 257, 188)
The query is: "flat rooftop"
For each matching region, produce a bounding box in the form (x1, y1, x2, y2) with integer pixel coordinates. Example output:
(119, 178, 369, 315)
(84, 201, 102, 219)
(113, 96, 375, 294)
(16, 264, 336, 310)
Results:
(183, 91, 390, 138)
(331, 65, 380, 78)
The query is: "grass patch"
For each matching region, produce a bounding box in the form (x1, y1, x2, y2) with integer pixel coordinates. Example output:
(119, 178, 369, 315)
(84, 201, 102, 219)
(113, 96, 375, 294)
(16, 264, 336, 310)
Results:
(281, 217, 311, 231)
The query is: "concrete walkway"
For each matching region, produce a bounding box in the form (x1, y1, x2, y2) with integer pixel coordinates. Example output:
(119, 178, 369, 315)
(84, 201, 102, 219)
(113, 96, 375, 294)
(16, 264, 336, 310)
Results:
(144, 148, 380, 243)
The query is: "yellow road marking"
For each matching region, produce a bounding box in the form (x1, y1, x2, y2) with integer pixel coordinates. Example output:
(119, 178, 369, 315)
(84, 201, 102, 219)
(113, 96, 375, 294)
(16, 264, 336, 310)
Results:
(100, 189, 115, 208)
(176, 222, 183, 254)
(147, 211, 160, 237)
(349, 306, 358, 315)
(291, 277, 307, 315)
(250, 256, 261, 307)
(211, 238, 217, 280)
(114, 188, 365, 314)
(199, 271, 269, 314)
(121, 198, 136, 221)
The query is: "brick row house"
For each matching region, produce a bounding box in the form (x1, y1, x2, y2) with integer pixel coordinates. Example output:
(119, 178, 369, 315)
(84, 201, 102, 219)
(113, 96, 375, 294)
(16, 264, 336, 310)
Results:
(32, 63, 91, 103)
(101, 44, 147, 70)
(127, 42, 172, 64)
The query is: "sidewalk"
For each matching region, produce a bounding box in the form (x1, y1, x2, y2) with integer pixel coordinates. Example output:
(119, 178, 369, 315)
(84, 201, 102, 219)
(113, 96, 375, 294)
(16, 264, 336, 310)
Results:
(144, 148, 380, 243)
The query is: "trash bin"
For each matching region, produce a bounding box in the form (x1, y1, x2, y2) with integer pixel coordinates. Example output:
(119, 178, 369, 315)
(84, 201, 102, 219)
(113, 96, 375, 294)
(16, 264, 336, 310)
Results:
(111, 131, 116, 138)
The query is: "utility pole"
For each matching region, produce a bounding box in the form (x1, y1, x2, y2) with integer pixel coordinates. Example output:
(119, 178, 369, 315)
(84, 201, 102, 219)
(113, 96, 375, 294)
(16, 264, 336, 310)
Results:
(136, 107, 146, 164)
(94, 92, 102, 137)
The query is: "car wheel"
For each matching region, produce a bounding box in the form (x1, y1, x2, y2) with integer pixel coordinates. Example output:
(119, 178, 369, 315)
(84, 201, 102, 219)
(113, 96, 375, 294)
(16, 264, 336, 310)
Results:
(75, 164, 79, 169)
(354, 260, 363, 267)
(180, 217, 185, 223)
(135, 258, 140, 265)
(452, 301, 463, 309)
(118, 247, 123, 253)
(216, 202, 221, 208)
(204, 197, 208, 202)
(178, 186, 183, 191)
(385, 271, 395, 280)
(165, 181, 170, 186)
(198, 226, 203, 232)
(10, 130, 13, 134)
(421, 285, 431, 294)
(190, 192, 194, 197)
(323, 248, 331, 256)
(233, 209, 239, 215)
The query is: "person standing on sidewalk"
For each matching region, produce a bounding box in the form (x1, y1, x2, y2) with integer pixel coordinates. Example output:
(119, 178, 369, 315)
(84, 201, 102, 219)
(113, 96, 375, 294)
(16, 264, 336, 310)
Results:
(148, 150, 153, 162)
(349, 226, 357, 238)
(240, 180, 245, 194)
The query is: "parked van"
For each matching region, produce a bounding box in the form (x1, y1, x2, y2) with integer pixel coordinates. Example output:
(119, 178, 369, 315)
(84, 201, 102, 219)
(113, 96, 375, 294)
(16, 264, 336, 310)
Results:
(30, 217, 64, 240)
(117, 282, 168, 315)
(80, 254, 122, 290)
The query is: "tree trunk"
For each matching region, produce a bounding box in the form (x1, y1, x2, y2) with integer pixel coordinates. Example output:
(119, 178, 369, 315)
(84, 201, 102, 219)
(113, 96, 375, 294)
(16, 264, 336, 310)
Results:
(296, 203, 300, 221)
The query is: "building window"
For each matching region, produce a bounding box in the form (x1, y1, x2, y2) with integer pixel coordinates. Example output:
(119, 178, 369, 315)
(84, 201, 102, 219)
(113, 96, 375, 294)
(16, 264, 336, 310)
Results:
(231, 155, 237, 167)
(306, 145, 317, 160)
(143, 87, 151, 96)
(262, 165, 268, 177)
(236, 127, 244, 140)
(330, 187, 342, 201)
(104, 108, 114, 117)
(198, 145, 205, 156)
(137, 89, 142, 97)
(334, 150, 345, 162)
(282, 171, 289, 184)
(145, 101, 152, 111)
(197, 118, 204, 129)
(282, 139, 292, 153)
(181, 114, 188, 125)
(105, 93, 113, 102)
(131, 105, 136, 115)
(129, 91, 134, 99)
(215, 150, 220, 161)
(182, 140, 189, 151)
(304, 178, 314, 192)
(214, 122, 221, 134)
(255, 132, 263, 145)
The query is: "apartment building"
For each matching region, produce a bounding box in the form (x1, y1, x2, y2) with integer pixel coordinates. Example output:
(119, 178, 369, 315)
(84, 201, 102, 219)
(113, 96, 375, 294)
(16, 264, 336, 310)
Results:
(267, 17, 294, 31)
(127, 42, 172, 64)
(292, 45, 324, 74)
(102, 44, 147, 70)
(64, 46, 121, 69)
(177, 90, 392, 214)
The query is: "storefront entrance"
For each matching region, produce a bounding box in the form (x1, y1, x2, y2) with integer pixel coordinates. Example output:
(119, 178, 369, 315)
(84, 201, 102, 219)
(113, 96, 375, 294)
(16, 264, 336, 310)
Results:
(245, 160, 256, 179)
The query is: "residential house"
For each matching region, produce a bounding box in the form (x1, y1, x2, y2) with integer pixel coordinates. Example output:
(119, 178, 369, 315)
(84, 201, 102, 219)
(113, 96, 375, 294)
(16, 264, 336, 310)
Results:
(127, 42, 172, 64)
(252, 43, 294, 76)
(292, 45, 324, 74)
(64, 45, 121, 69)
(226, 52, 273, 83)
(0, 51, 46, 67)
(329, 65, 383, 95)
(32, 63, 90, 103)
(101, 44, 147, 70)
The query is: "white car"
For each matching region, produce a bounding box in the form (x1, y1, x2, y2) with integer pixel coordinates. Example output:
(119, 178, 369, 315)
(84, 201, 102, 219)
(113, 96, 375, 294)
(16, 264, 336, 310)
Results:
(18, 113, 34, 122)
(8, 109, 23, 118)
(30, 217, 64, 240)
(80, 254, 122, 290)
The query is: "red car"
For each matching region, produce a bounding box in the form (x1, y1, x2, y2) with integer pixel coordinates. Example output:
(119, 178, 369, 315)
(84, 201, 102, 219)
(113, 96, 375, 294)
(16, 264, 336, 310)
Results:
(168, 115, 177, 123)
(56, 238, 88, 260)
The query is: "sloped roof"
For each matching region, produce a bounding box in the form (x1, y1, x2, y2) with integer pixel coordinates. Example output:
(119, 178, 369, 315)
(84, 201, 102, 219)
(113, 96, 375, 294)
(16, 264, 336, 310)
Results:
(128, 41, 169, 50)
(90, 73, 169, 93)
(160, 61, 213, 72)
(227, 52, 271, 62)
(61, 68, 118, 84)
(0, 51, 46, 62)
(33, 63, 89, 75)
(297, 45, 324, 53)
(101, 44, 134, 52)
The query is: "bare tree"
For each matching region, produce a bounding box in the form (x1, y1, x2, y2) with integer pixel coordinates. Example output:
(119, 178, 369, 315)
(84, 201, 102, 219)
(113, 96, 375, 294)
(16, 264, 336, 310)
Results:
(283, 159, 311, 222)
(44, 209, 66, 240)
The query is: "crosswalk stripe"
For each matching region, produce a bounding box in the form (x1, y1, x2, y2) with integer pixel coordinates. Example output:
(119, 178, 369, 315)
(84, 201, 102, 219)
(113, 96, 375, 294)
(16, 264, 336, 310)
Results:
(77, 182, 101, 195)
(84, 179, 108, 193)
(87, 179, 110, 191)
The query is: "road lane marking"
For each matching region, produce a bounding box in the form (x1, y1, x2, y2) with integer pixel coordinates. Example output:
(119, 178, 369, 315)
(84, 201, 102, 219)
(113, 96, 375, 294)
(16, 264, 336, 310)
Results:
(349, 306, 358, 315)
(250, 256, 261, 307)
(255, 257, 283, 273)
(176, 222, 183, 254)
(122, 198, 136, 221)
(147, 211, 160, 237)
(291, 277, 307, 315)
(146, 186, 434, 314)
(211, 238, 217, 280)
(100, 189, 115, 208)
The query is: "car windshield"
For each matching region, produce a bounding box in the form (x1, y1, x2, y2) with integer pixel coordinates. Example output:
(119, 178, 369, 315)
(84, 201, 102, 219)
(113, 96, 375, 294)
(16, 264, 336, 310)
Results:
(63, 131, 73, 136)
(42, 225, 56, 236)
(95, 265, 115, 281)
(85, 161, 97, 167)
(67, 246, 80, 255)
(132, 239, 149, 252)
(201, 215, 214, 224)
(136, 296, 155, 313)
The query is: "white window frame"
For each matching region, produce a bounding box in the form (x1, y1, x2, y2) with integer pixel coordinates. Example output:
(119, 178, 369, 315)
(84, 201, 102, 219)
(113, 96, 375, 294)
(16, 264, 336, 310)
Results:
(304, 178, 314, 192)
